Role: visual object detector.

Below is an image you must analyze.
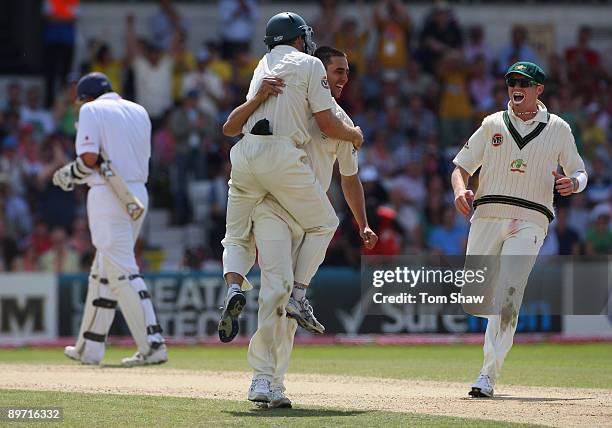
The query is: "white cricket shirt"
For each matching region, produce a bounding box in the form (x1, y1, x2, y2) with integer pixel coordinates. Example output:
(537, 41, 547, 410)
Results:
(76, 92, 151, 186)
(243, 45, 335, 146)
(305, 99, 358, 191)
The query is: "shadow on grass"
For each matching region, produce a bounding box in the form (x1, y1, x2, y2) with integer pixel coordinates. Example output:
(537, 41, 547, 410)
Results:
(226, 408, 371, 418)
(462, 395, 591, 402)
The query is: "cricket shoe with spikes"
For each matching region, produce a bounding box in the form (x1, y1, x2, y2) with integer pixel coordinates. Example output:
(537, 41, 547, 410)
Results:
(121, 343, 168, 367)
(286, 296, 325, 334)
(469, 373, 495, 398)
(248, 378, 271, 403)
(218, 288, 246, 343)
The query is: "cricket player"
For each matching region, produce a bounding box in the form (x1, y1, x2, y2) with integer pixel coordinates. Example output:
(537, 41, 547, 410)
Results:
(219, 12, 364, 343)
(223, 46, 377, 407)
(451, 62, 587, 397)
(54, 72, 167, 367)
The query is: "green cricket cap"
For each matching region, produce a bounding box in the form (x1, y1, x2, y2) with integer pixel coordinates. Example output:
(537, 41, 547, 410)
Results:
(505, 61, 546, 84)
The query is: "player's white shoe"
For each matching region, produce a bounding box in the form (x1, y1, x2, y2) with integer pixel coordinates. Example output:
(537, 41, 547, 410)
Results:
(469, 373, 495, 398)
(121, 343, 168, 367)
(286, 296, 325, 334)
(218, 288, 246, 343)
(269, 387, 292, 408)
(248, 378, 271, 403)
(63, 346, 101, 365)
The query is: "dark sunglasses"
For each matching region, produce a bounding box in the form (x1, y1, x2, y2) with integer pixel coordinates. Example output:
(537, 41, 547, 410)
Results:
(505, 77, 538, 88)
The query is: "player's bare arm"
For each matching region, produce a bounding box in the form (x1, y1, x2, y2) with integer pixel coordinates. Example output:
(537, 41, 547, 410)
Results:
(313, 109, 363, 150)
(451, 166, 474, 217)
(340, 173, 378, 249)
(222, 77, 285, 137)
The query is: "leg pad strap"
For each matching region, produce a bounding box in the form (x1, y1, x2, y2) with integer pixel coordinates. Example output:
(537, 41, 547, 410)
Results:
(146, 324, 163, 335)
(84, 331, 106, 342)
(98, 274, 143, 285)
(93, 298, 117, 309)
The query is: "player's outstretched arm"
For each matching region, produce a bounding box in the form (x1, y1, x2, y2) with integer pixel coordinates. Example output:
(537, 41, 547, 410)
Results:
(222, 77, 285, 137)
(340, 173, 378, 249)
(451, 166, 474, 217)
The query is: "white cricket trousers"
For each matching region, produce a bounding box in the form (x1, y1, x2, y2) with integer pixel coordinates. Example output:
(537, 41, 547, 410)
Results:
(225, 196, 302, 389)
(85, 183, 163, 353)
(248, 199, 302, 388)
(223, 134, 338, 286)
(87, 183, 148, 275)
(465, 218, 546, 382)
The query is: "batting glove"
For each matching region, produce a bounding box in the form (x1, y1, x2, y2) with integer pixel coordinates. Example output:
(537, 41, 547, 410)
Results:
(52, 158, 94, 192)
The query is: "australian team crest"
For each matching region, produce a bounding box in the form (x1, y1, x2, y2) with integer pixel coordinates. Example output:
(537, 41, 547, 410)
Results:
(321, 77, 329, 89)
(510, 159, 527, 173)
(491, 133, 503, 147)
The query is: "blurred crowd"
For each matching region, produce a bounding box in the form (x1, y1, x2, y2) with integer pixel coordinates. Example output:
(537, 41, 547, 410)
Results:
(0, 0, 610, 274)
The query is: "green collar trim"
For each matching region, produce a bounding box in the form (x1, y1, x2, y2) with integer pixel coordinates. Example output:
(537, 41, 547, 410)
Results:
(503, 111, 550, 150)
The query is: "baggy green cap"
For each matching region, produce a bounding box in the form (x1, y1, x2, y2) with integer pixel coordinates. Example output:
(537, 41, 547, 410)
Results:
(505, 61, 546, 84)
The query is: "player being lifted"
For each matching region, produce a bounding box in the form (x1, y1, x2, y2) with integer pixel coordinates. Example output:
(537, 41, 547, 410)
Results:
(451, 62, 587, 397)
(219, 12, 363, 342)
(54, 72, 167, 367)
(222, 46, 377, 406)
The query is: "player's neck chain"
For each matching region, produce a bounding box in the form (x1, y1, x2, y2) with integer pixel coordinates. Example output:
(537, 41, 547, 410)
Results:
(512, 109, 539, 117)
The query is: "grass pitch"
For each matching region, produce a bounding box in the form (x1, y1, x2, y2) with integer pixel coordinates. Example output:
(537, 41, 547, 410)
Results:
(1, 343, 610, 388)
(0, 343, 609, 427)
(0, 389, 541, 428)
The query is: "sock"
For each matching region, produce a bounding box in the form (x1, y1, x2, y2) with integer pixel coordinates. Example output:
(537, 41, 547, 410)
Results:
(292, 283, 307, 300)
(228, 283, 241, 294)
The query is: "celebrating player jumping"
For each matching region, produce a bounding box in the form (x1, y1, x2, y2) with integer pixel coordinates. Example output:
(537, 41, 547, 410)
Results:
(223, 45, 377, 407)
(219, 12, 363, 343)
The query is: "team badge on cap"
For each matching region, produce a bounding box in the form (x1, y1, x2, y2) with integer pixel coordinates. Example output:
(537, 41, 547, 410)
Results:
(492, 133, 503, 146)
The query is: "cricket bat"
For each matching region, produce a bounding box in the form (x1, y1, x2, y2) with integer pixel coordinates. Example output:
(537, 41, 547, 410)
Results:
(98, 151, 145, 221)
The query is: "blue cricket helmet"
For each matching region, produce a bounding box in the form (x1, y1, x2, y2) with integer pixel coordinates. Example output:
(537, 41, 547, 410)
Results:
(76, 72, 113, 101)
(264, 12, 316, 54)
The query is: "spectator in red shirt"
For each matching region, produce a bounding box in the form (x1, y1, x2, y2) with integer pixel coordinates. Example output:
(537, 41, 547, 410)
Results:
(363, 204, 404, 256)
(29, 219, 53, 257)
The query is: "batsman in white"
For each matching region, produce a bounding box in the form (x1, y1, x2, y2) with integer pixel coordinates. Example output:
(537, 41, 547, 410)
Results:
(53, 72, 167, 366)
(223, 46, 378, 407)
(451, 61, 587, 397)
(219, 12, 364, 343)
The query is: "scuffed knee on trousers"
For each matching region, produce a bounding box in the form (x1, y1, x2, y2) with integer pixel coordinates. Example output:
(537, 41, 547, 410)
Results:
(260, 277, 293, 317)
(270, 279, 292, 305)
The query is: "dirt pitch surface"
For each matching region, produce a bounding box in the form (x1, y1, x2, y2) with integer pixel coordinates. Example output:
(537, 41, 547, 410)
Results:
(1, 364, 610, 427)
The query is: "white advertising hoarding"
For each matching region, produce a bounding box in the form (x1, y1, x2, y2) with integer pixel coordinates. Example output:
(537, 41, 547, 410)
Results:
(0, 273, 58, 344)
